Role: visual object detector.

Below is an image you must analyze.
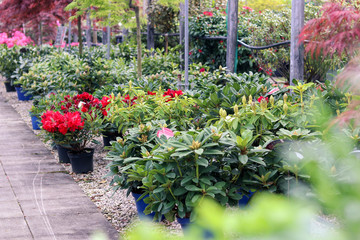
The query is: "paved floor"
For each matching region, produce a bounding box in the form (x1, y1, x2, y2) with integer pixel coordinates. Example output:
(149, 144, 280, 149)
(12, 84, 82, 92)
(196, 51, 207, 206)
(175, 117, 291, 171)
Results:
(0, 94, 118, 240)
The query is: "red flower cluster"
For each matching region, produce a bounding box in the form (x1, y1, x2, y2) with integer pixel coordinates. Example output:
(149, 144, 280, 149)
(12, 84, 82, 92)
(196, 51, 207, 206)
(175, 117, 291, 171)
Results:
(242, 6, 253, 12)
(147, 91, 156, 96)
(200, 68, 206, 73)
(100, 96, 112, 116)
(122, 95, 138, 106)
(257, 96, 269, 103)
(60, 92, 101, 114)
(41, 111, 84, 135)
(203, 11, 213, 17)
(163, 89, 183, 102)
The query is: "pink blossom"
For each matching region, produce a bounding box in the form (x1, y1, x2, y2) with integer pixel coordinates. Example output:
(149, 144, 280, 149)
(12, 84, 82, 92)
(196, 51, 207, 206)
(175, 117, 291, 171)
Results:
(157, 128, 174, 139)
(267, 87, 279, 95)
(56, 20, 61, 27)
(71, 42, 79, 47)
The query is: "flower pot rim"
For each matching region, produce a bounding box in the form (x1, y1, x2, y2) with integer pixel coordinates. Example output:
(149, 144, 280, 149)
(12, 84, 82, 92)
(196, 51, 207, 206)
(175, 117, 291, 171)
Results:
(68, 148, 94, 155)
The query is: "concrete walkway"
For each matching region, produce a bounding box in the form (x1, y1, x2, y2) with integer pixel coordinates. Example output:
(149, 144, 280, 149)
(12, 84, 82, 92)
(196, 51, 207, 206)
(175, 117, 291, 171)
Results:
(0, 94, 118, 240)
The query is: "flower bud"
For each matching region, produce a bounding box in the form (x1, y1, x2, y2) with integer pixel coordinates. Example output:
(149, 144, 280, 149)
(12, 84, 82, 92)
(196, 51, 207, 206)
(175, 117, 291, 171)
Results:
(260, 99, 267, 112)
(242, 95, 247, 106)
(269, 95, 274, 107)
(283, 103, 288, 115)
(251, 101, 256, 113)
(233, 104, 239, 115)
(248, 95, 253, 105)
(190, 140, 201, 150)
(283, 93, 288, 103)
(219, 108, 227, 118)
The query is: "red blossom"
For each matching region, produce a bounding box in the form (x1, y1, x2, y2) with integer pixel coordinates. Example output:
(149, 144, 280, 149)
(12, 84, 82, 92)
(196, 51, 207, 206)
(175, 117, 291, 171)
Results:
(200, 68, 205, 73)
(198, 49, 203, 53)
(163, 89, 183, 102)
(203, 11, 213, 17)
(257, 96, 269, 103)
(147, 91, 156, 96)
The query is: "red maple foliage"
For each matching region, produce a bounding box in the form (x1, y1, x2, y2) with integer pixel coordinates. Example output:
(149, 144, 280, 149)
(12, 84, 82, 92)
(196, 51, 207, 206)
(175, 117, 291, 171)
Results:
(299, 2, 360, 58)
(0, 0, 73, 42)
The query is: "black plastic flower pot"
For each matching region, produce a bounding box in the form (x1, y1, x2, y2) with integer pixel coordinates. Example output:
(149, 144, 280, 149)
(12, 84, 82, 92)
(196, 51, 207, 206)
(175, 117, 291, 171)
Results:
(102, 131, 121, 147)
(4, 81, 15, 92)
(68, 148, 94, 174)
(56, 145, 71, 163)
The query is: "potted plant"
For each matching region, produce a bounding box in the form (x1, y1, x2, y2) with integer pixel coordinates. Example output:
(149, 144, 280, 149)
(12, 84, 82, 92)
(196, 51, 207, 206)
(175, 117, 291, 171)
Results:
(106, 121, 168, 219)
(41, 92, 105, 173)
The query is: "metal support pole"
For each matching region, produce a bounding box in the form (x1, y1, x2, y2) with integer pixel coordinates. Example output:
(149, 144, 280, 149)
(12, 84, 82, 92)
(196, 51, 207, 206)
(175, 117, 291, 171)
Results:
(68, 15, 72, 46)
(86, 10, 92, 49)
(184, 0, 189, 90)
(290, 0, 305, 83)
(226, 0, 239, 73)
(179, 3, 185, 70)
(106, 14, 111, 59)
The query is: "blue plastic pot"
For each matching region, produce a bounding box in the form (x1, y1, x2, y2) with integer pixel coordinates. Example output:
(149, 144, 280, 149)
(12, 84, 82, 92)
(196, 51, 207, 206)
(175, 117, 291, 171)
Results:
(132, 192, 157, 220)
(176, 217, 214, 239)
(238, 190, 256, 207)
(30, 113, 41, 130)
(176, 217, 191, 229)
(15, 86, 32, 101)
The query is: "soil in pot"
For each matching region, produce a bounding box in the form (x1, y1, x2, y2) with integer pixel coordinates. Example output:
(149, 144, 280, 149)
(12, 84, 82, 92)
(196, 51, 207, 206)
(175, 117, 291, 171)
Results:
(56, 145, 71, 163)
(68, 148, 94, 174)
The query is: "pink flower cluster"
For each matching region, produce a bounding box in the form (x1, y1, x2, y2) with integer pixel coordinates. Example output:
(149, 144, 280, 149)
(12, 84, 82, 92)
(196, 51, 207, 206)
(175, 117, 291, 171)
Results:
(0, 31, 33, 48)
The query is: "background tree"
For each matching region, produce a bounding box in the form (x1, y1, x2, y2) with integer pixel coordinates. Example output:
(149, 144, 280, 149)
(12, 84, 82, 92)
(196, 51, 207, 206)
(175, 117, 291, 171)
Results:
(66, 0, 181, 78)
(0, 0, 72, 43)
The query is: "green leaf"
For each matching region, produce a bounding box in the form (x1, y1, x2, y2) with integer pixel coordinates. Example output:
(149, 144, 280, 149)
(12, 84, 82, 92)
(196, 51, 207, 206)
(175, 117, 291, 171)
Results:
(171, 151, 192, 158)
(195, 148, 204, 155)
(238, 154, 248, 164)
(197, 157, 209, 167)
(174, 187, 187, 196)
(203, 149, 224, 155)
(249, 157, 266, 166)
(181, 175, 193, 186)
(185, 185, 202, 191)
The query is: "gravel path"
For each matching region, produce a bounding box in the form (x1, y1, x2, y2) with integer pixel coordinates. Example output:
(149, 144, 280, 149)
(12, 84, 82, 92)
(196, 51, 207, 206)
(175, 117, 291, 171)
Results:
(0, 78, 181, 236)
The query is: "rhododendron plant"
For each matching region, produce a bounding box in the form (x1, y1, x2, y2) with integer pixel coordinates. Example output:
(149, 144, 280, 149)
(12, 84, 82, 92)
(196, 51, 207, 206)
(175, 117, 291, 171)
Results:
(41, 92, 105, 152)
(0, 31, 33, 48)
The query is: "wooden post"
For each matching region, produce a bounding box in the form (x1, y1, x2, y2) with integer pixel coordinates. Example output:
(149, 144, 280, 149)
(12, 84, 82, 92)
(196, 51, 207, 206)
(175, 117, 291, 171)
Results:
(290, 0, 305, 83)
(146, 0, 155, 50)
(226, 0, 239, 73)
(179, 3, 185, 69)
(86, 10, 92, 49)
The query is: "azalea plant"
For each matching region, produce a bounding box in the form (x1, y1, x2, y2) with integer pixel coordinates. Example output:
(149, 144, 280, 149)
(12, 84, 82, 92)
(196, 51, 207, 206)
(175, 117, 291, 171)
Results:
(41, 92, 105, 152)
